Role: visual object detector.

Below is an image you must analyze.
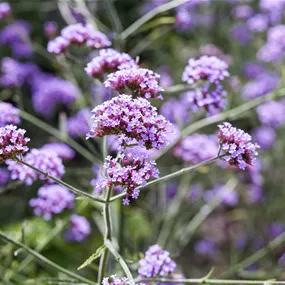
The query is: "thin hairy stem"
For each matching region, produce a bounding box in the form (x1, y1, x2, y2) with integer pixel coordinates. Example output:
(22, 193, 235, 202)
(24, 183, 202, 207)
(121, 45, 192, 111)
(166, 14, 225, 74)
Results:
(0, 230, 96, 285)
(110, 155, 219, 203)
(15, 158, 106, 204)
(105, 239, 133, 280)
(20, 110, 102, 164)
(120, 0, 190, 39)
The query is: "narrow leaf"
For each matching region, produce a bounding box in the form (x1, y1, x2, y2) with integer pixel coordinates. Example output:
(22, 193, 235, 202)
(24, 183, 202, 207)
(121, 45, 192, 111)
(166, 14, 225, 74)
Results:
(77, 245, 106, 270)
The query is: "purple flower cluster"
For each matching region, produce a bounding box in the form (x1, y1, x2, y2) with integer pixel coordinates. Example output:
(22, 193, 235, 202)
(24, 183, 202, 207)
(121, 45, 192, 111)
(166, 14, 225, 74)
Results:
(256, 101, 285, 128)
(173, 134, 218, 163)
(218, 122, 260, 170)
(94, 153, 159, 205)
(232, 5, 253, 20)
(47, 23, 111, 55)
(247, 14, 268, 32)
(65, 214, 91, 242)
(0, 103, 20, 127)
(0, 20, 33, 58)
(138, 244, 176, 278)
(32, 75, 80, 117)
(0, 2, 11, 19)
(182, 56, 229, 85)
(7, 148, 65, 185)
(257, 25, 285, 62)
(41, 142, 75, 160)
(103, 275, 137, 285)
(87, 95, 172, 150)
(0, 57, 38, 87)
(195, 239, 219, 256)
(67, 109, 91, 138)
(0, 125, 30, 163)
(44, 21, 58, 38)
(230, 23, 252, 45)
(252, 126, 276, 149)
(29, 185, 75, 220)
(104, 68, 164, 99)
(182, 84, 227, 115)
(0, 167, 9, 186)
(85, 48, 138, 80)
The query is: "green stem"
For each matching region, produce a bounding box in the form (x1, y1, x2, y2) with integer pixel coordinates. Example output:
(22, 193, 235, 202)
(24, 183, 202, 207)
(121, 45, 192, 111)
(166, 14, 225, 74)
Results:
(135, 278, 285, 285)
(16, 158, 105, 204)
(120, 0, 190, 39)
(155, 87, 285, 161)
(163, 84, 196, 94)
(219, 231, 285, 278)
(110, 156, 219, 203)
(0, 230, 96, 285)
(105, 239, 133, 280)
(98, 186, 113, 283)
(20, 110, 102, 164)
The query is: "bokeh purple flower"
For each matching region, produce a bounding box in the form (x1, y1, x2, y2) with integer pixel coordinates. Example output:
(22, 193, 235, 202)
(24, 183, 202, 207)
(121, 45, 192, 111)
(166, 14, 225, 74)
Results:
(0, 2, 11, 19)
(47, 36, 70, 55)
(41, 142, 75, 160)
(65, 214, 91, 242)
(67, 109, 91, 138)
(0, 102, 20, 127)
(252, 126, 276, 149)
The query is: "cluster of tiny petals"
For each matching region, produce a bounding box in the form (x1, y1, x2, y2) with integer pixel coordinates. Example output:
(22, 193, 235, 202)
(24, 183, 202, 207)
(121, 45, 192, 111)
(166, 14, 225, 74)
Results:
(47, 36, 69, 55)
(0, 125, 29, 163)
(0, 2, 11, 19)
(102, 275, 140, 285)
(95, 153, 159, 205)
(65, 214, 91, 242)
(47, 23, 111, 54)
(87, 95, 172, 151)
(85, 48, 138, 80)
(182, 83, 227, 115)
(182, 56, 229, 85)
(218, 122, 260, 170)
(6, 148, 65, 185)
(138, 244, 177, 278)
(29, 185, 75, 220)
(104, 68, 164, 99)
(0, 102, 21, 127)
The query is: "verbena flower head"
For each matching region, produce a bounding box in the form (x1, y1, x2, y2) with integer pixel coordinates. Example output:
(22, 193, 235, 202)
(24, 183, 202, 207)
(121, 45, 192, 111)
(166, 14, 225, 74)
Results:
(29, 185, 75, 220)
(0, 125, 29, 163)
(138, 244, 176, 278)
(87, 95, 172, 150)
(0, 2, 11, 19)
(32, 75, 80, 117)
(257, 101, 285, 128)
(173, 134, 218, 163)
(85, 48, 138, 80)
(104, 68, 164, 99)
(252, 126, 276, 149)
(247, 14, 268, 32)
(218, 122, 260, 170)
(182, 56, 229, 85)
(44, 21, 58, 37)
(232, 5, 253, 20)
(61, 23, 88, 44)
(41, 142, 75, 160)
(195, 239, 218, 256)
(0, 57, 38, 87)
(182, 83, 227, 115)
(65, 214, 91, 242)
(86, 25, 111, 49)
(47, 36, 70, 55)
(230, 23, 252, 45)
(6, 148, 65, 185)
(94, 153, 159, 205)
(67, 109, 91, 138)
(103, 275, 139, 285)
(0, 103, 20, 127)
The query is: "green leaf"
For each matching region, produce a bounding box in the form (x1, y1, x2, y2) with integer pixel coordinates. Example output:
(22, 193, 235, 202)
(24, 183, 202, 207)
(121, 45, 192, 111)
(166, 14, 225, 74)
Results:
(77, 245, 106, 270)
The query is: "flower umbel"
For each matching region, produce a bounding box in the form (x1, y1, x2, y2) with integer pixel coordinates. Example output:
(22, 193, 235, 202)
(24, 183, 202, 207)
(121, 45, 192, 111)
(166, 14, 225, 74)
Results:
(218, 122, 260, 170)
(87, 95, 172, 150)
(0, 125, 30, 163)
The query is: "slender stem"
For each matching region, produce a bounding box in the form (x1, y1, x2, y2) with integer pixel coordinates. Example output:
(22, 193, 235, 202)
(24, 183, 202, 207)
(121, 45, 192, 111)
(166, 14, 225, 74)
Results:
(105, 239, 133, 280)
(20, 110, 102, 164)
(120, 0, 190, 39)
(135, 277, 285, 285)
(110, 156, 219, 203)
(0, 230, 96, 285)
(219, 231, 285, 278)
(163, 84, 196, 94)
(16, 159, 106, 204)
(154, 87, 285, 161)
(98, 186, 113, 283)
